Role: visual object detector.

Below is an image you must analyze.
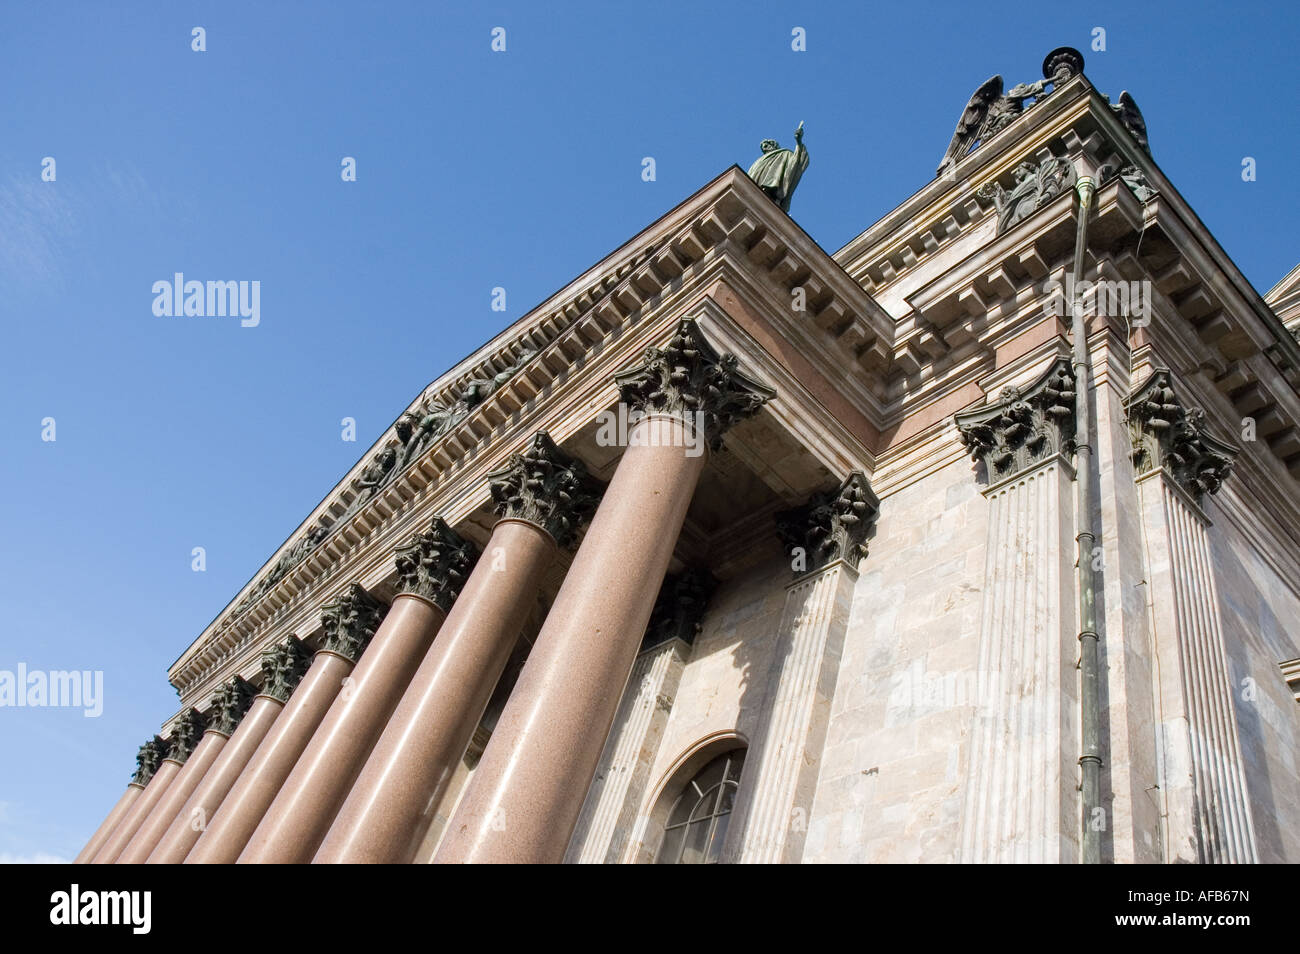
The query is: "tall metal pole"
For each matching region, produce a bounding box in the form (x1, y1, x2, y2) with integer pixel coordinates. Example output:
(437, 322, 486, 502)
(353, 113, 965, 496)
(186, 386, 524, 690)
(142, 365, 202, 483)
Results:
(1070, 174, 1103, 864)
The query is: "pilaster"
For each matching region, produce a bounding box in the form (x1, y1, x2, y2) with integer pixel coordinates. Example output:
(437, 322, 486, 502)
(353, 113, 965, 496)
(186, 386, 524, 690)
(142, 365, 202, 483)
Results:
(735, 473, 877, 864)
(1129, 369, 1256, 863)
(954, 357, 1080, 862)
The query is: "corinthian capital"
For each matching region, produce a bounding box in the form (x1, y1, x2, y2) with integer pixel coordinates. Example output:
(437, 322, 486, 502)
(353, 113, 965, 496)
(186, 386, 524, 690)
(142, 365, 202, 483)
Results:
(614, 318, 775, 451)
(955, 357, 1076, 483)
(776, 472, 880, 574)
(1127, 370, 1238, 502)
(488, 432, 601, 548)
(207, 676, 257, 737)
(318, 583, 387, 663)
(260, 636, 314, 704)
(167, 708, 208, 763)
(643, 569, 718, 650)
(394, 518, 479, 610)
(131, 735, 168, 785)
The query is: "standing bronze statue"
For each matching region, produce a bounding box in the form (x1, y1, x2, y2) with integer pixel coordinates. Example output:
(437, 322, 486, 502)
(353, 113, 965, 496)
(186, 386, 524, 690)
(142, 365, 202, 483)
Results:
(747, 121, 809, 213)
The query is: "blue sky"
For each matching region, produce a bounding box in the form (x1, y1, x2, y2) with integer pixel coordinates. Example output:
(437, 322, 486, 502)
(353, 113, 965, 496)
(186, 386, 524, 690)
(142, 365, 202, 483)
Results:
(1, 1, 1295, 861)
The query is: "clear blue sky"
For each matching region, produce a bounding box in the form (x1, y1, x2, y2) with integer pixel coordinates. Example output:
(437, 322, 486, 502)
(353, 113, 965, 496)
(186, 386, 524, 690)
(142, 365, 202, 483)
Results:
(1, 1, 1295, 862)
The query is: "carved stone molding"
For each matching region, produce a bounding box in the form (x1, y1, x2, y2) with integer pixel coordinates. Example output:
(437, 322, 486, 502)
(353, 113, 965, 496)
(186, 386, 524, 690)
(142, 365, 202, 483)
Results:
(614, 318, 775, 451)
(956, 358, 1077, 485)
(132, 735, 168, 785)
(642, 569, 718, 650)
(1127, 369, 1238, 502)
(259, 636, 314, 704)
(776, 472, 880, 574)
(978, 156, 1077, 235)
(167, 708, 208, 763)
(393, 517, 479, 610)
(488, 432, 602, 549)
(318, 584, 388, 664)
(227, 346, 539, 623)
(207, 676, 257, 737)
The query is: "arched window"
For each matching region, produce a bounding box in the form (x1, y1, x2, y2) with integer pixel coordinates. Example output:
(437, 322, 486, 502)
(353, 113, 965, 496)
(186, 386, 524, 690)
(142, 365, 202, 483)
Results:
(654, 748, 746, 864)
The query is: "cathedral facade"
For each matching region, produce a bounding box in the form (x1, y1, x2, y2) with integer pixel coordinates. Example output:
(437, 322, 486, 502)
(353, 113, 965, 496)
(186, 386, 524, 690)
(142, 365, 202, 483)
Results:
(78, 47, 1300, 865)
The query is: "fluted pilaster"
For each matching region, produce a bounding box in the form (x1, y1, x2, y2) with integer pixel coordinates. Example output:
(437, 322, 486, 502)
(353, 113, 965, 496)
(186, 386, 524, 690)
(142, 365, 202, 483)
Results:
(955, 359, 1080, 863)
(735, 473, 876, 864)
(1129, 370, 1255, 863)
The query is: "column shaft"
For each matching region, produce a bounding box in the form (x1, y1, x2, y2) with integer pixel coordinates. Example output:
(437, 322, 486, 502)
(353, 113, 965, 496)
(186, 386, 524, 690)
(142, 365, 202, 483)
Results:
(73, 784, 143, 864)
(147, 695, 283, 863)
(239, 595, 445, 863)
(117, 732, 227, 863)
(185, 653, 352, 864)
(118, 738, 227, 863)
(436, 416, 706, 863)
(91, 760, 181, 863)
(316, 519, 555, 863)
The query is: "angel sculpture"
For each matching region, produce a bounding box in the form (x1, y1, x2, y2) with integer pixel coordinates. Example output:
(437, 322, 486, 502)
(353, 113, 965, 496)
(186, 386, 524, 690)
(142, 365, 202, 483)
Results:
(936, 48, 1085, 179)
(1108, 90, 1149, 154)
(937, 76, 1050, 178)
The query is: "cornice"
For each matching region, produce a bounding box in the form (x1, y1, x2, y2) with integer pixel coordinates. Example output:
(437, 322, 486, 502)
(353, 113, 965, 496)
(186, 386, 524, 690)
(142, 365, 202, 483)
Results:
(169, 170, 898, 697)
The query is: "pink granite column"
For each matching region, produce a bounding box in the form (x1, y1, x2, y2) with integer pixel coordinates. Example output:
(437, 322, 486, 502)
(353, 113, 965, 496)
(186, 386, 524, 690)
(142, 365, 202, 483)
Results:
(184, 587, 380, 864)
(118, 678, 255, 864)
(147, 640, 311, 864)
(316, 434, 600, 864)
(92, 708, 208, 864)
(435, 319, 772, 863)
(74, 735, 166, 863)
(239, 520, 476, 863)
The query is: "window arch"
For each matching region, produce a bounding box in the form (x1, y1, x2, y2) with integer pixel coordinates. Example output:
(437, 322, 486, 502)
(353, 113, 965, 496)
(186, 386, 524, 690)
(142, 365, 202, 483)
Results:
(654, 747, 746, 864)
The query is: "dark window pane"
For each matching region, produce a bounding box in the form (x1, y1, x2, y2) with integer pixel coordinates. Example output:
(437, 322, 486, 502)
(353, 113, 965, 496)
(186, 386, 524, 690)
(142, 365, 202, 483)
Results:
(681, 818, 711, 864)
(706, 811, 732, 863)
(666, 790, 694, 828)
(725, 751, 746, 782)
(688, 783, 721, 823)
(717, 780, 739, 814)
(657, 823, 686, 864)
